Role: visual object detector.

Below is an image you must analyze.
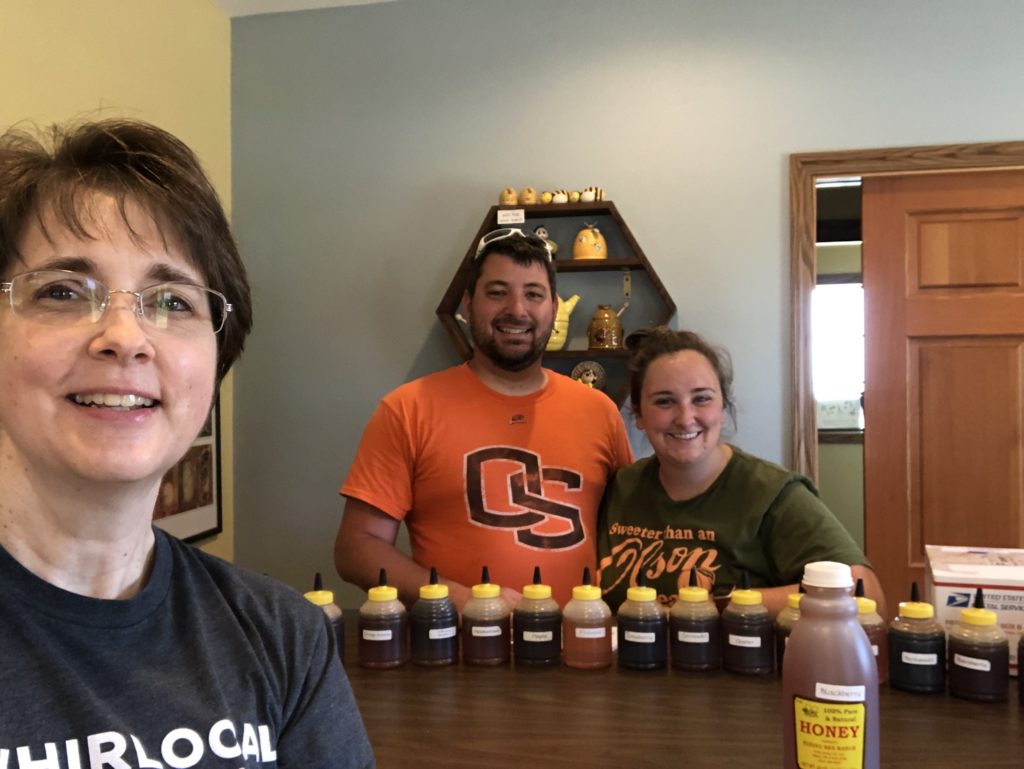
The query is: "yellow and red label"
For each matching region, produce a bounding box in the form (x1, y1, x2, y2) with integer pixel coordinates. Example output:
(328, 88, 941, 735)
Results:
(793, 696, 866, 768)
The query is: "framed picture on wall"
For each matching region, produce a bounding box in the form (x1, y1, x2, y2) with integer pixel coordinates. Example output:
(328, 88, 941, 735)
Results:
(152, 400, 222, 542)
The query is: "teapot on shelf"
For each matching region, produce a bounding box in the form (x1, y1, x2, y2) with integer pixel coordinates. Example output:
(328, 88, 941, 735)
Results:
(587, 302, 629, 350)
(546, 294, 580, 351)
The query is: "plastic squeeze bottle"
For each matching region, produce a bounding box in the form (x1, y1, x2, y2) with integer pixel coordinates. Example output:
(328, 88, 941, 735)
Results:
(721, 572, 773, 675)
(513, 566, 562, 666)
(358, 568, 409, 669)
(669, 568, 720, 671)
(616, 573, 667, 670)
(948, 588, 1009, 702)
(461, 566, 511, 666)
(562, 567, 613, 669)
(774, 592, 802, 675)
(854, 578, 888, 684)
(887, 582, 946, 694)
(304, 572, 345, 664)
(410, 566, 459, 666)
(783, 561, 879, 769)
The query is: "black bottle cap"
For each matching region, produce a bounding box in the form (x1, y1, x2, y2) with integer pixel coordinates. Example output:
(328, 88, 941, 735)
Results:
(973, 587, 986, 609)
(481, 565, 491, 584)
(582, 566, 591, 586)
(533, 566, 542, 585)
(739, 570, 750, 590)
(429, 566, 439, 585)
(313, 572, 323, 591)
(688, 568, 698, 588)
(911, 581, 920, 602)
(378, 567, 387, 587)
(638, 572, 648, 588)
(855, 578, 865, 598)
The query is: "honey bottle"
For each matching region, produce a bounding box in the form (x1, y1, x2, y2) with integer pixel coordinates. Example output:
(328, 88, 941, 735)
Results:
(887, 582, 945, 694)
(513, 566, 562, 666)
(410, 566, 459, 666)
(783, 561, 879, 769)
(669, 568, 720, 671)
(616, 573, 667, 670)
(948, 587, 1009, 702)
(854, 578, 888, 684)
(358, 568, 409, 669)
(304, 572, 345, 665)
(562, 567, 613, 669)
(774, 591, 802, 675)
(461, 566, 511, 666)
(721, 572, 773, 675)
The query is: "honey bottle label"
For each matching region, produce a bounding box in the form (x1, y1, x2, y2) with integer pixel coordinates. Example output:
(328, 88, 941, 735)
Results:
(793, 695, 866, 769)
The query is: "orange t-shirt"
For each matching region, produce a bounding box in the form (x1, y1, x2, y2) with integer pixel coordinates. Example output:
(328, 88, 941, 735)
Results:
(341, 364, 633, 605)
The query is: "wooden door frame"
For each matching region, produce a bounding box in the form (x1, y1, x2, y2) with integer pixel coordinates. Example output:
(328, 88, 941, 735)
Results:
(788, 140, 1024, 481)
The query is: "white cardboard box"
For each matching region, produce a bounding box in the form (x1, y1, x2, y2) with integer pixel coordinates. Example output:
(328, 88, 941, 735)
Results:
(925, 545, 1024, 677)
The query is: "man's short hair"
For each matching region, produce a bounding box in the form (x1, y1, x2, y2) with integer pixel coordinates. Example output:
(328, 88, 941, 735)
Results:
(466, 232, 557, 298)
(0, 118, 252, 382)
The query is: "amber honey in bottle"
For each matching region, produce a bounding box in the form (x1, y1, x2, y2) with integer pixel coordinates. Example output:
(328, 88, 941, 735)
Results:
(410, 566, 458, 666)
(617, 574, 667, 670)
(669, 568, 720, 671)
(854, 578, 888, 685)
(948, 588, 1009, 702)
(358, 568, 409, 669)
(461, 566, 511, 666)
(774, 592, 802, 675)
(1017, 635, 1023, 705)
(888, 582, 945, 694)
(562, 567, 613, 670)
(721, 573, 773, 675)
(783, 561, 879, 769)
(513, 566, 561, 666)
(304, 572, 345, 665)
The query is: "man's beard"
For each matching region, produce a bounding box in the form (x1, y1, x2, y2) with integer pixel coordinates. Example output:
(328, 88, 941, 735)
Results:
(470, 318, 552, 372)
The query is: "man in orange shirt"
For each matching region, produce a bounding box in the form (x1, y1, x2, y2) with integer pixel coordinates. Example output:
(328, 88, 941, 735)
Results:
(336, 229, 632, 609)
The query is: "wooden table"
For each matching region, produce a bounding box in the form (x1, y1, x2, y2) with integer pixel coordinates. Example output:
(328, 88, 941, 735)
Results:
(344, 625, 1022, 768)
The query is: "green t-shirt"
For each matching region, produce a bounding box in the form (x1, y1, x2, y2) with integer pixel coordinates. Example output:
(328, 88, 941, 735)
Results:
(597, 446, 868, 610)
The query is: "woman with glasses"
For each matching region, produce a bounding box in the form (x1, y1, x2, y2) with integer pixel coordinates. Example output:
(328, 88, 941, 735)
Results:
(597, 327, 885, 618)
(0, 119, 373, 765)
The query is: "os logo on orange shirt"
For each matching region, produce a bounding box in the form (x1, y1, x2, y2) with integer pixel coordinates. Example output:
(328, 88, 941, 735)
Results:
(464, 447, 584, 549)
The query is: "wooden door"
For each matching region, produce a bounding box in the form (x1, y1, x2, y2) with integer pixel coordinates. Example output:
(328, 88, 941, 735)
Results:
(863, 170, 1024, 615)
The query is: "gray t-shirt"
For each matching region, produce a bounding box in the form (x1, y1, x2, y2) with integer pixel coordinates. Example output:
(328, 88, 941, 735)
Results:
(0, 529, 374, 767)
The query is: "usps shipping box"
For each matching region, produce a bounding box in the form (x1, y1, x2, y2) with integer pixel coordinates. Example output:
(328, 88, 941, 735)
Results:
(925, 545, 1024, 676)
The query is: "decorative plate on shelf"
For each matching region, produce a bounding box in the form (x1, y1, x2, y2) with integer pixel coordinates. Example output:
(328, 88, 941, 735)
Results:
(570, 360, 607, 391)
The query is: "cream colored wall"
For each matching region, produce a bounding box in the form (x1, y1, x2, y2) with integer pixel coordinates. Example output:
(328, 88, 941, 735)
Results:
(3, 0, 236, 560)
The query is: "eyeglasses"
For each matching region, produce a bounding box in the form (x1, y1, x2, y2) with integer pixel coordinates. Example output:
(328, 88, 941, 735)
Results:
(475, 228, 553, 261)
(0, 269, 232, 335)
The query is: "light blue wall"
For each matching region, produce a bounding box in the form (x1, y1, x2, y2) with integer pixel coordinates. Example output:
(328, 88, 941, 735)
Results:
(230, 0, 1024, 604)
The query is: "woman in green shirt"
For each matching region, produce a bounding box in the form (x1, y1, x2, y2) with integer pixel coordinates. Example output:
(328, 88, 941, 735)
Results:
(597, 327, 885, 616)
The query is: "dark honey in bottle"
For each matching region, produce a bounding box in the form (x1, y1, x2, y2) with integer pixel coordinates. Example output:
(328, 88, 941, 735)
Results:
(562, 567, 613, 670)
(783, 561, 879, 769)
(410, 566, 459, 666)
(304, 572, 345, 665)
(617, 574, 667, 670)
(669, 568, 720, 671)
(855, 578, 888, 685)
(948, 588, 1009, 702)
(773, 592, 802, 676)
(358, 568, 409, 669)
(887, 582, 945, 694)
(721, 573, 773, 675)
(513, 566, 561, 666)
(461, 566, 511, 666)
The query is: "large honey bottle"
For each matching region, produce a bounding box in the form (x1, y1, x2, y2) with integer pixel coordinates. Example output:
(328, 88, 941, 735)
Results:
(783, 561, 879, 769)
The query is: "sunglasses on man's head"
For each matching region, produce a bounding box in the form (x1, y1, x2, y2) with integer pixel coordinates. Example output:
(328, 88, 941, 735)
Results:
(474, 228, 553, 261)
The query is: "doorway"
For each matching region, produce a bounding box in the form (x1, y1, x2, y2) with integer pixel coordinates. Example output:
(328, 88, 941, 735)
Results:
(789, 141, 1024, 614)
